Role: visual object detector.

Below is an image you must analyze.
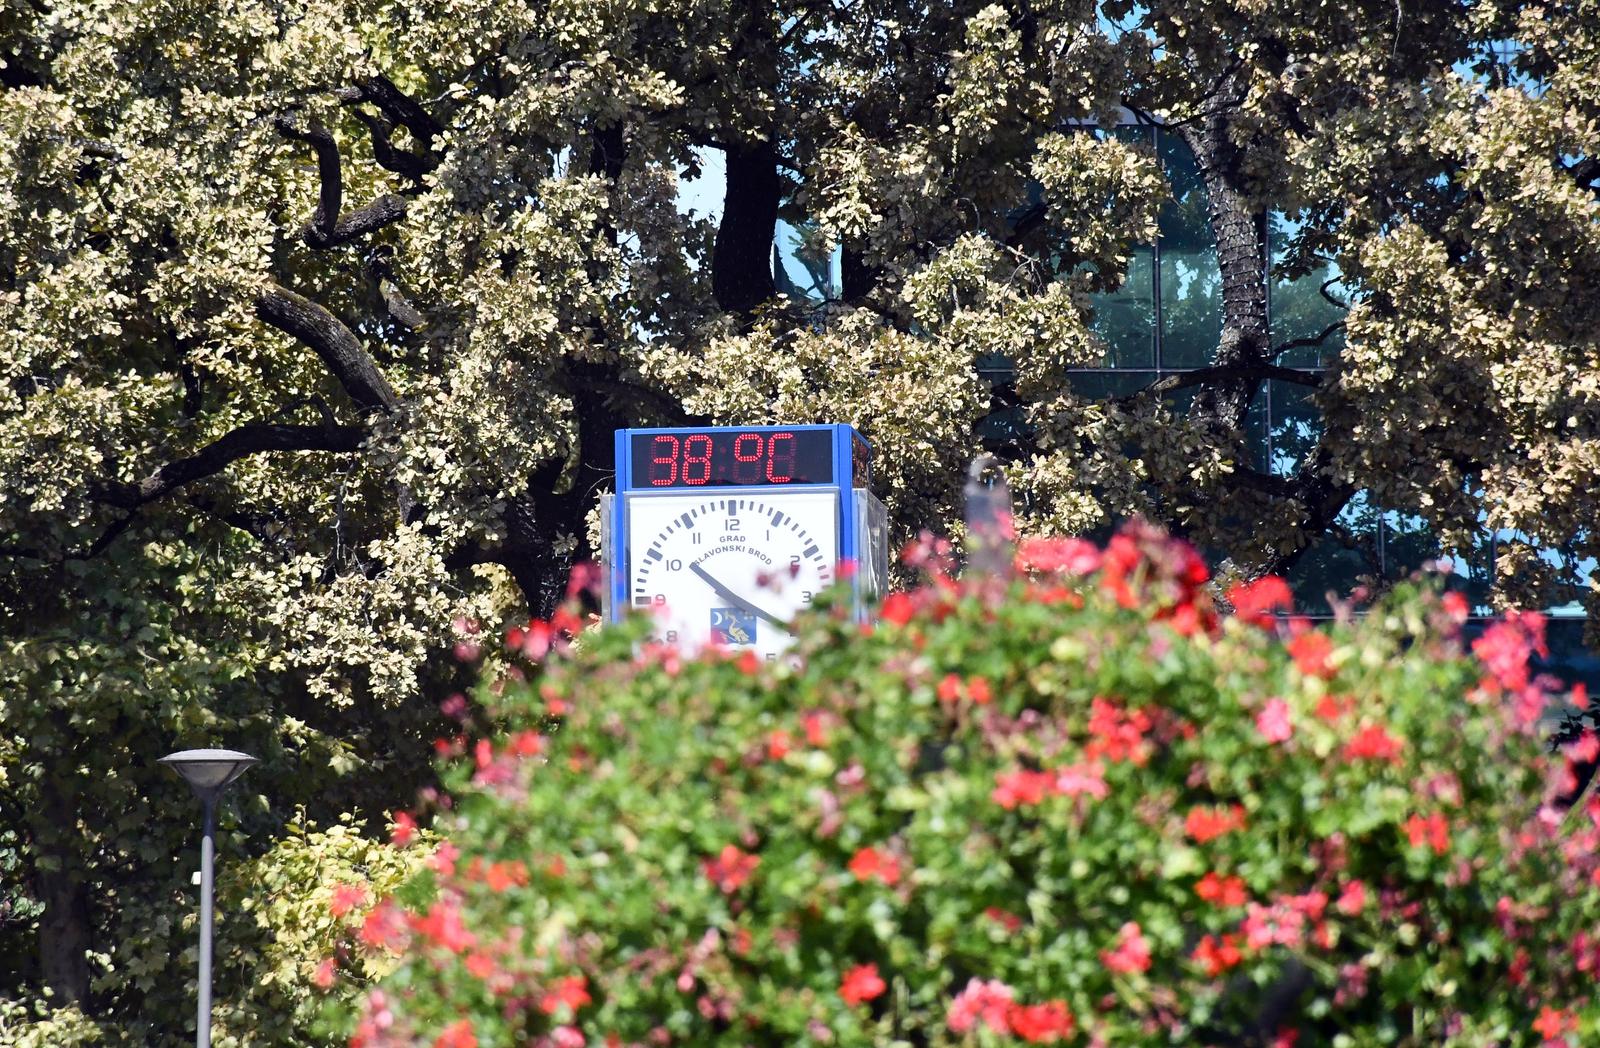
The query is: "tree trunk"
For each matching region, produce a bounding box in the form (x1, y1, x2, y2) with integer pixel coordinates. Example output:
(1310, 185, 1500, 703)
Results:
(35, 783, 92, 1009)
(1178, 97, 1270, 431)
(712, 140, 780, 315)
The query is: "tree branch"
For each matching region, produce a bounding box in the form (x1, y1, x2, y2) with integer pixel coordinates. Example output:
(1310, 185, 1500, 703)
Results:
(91, 423, 367, 509)
(346, 107, 434, 181)
(1269, 321, 1344, 361)
(274, 117, 408, 249)
(1117, 362, 1321, 404)
(348, 74, 444, 152)
(255, 282, 402, 414)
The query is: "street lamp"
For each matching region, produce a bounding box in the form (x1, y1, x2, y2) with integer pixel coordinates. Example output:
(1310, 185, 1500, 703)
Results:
(159, 749, 256, 1048)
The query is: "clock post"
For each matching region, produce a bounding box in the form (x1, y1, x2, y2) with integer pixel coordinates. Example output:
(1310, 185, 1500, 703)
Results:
(603, 424, 888, 658)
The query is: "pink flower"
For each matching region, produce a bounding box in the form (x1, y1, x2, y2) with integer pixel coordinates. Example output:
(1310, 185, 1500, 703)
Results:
(430, 840, 460, 877)
(1471, 611, 1546, 692)
(1336, 880, 1367, 916)
(1015, 536, 1102, 576)
(1567, 731, 1600, 764)
(1242, 901, 1307, 950)
(1101, 921, 1152, 974)
(312, 956, 337, 989)
(946, 978, 1015, 1033)
(1257, 698, 1293, 744)
(1054, 761, 1109, 800)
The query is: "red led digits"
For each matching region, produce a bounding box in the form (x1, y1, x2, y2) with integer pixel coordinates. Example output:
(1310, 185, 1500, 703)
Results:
(766, 432, 796, 483)
(648, 435, 679, 486)
(732, 432, 764, 484)
(682, 434, 713, 485)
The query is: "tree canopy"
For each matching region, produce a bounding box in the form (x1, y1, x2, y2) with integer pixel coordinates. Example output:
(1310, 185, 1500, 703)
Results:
(1, 0, 1597, 1033)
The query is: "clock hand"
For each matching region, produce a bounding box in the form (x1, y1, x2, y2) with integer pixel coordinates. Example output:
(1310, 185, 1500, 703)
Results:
(689, 562, 788, 628)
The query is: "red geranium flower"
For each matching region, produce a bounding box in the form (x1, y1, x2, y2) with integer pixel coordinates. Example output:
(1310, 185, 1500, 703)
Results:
(1185, 804, 1247, 843)
(433, 1019, 477, 1048)
(992, 768, 1055, 809)
(848, 845, 902, 886)
(540, 974, 592, 1016)
(1287, 631, 1336, 679)
(1007, 1000, 1075, 1043)
(1533, 1006, 1573, 1040)
(1344, 723, 1405, 763)
(702, 845, 760, 894)
(839, 963, 886, 1005)
(1404, 812, 1450, 855)
(1228, 575, 1293, 625)
(1195, 872, 1248, 908)
(329, 882, 367, 918)
(1191, 933, 1243, 977)
(880, 592, 916, 626)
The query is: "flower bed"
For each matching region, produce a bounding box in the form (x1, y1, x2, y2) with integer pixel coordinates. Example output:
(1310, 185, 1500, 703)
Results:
(327, 523, 1596, 1046)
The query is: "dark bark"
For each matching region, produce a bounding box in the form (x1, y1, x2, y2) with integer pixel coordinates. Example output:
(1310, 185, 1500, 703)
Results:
(274, 118, 409, 249)
(255, 283, 401, 415)
(841, 247, 880, 303)
(352, 74, 444, 152)
(713, 140, 781, 315)
(347, 108, 435, 182)
(35, 784, 92, 1009)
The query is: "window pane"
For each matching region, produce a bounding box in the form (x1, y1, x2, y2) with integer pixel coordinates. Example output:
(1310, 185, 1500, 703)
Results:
(1267, 380, 1320, 477)
(1157, 131, 1221, 369)
(976, 405, 1029, 446)
(1287, 492, 1382, 613)
(1067, 370, 1155, 400)
(1542, 619, 1600, 692)
(1382, 511, 1495, 615)
(1085, 249, 1156, 367)
(1269, 213, 1347, 368)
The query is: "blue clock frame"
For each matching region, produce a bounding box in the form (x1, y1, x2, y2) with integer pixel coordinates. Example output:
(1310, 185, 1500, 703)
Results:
(608, 424, 873, 622)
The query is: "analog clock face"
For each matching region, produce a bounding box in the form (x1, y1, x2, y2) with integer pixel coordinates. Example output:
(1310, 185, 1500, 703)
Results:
(627, 490, 839, 659)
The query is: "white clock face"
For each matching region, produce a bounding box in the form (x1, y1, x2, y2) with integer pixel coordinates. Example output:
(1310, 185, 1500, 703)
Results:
(627, 490, 839, 659)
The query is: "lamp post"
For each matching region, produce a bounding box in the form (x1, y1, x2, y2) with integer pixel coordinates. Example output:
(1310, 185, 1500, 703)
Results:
(159, 749, 256, 1048)
(963, 454, 1015, 578)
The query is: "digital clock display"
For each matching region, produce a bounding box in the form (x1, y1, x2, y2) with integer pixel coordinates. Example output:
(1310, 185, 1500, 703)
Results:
(629, 429, 835, 488)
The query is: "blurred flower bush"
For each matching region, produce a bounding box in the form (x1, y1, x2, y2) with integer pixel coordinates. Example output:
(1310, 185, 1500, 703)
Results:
(330, 522, 1597, 1047)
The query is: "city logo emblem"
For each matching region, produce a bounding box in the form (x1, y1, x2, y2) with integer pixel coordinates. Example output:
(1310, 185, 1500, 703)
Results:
(710, 607, 758, 646)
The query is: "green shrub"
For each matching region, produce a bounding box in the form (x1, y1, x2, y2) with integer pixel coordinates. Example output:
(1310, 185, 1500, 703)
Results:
(336, 523, 1596, 1046)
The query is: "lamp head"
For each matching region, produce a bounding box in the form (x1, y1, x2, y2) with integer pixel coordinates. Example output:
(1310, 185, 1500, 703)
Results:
(159, 748, 257, 802)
